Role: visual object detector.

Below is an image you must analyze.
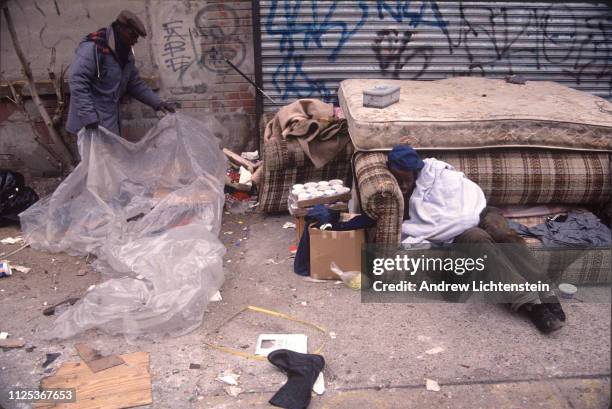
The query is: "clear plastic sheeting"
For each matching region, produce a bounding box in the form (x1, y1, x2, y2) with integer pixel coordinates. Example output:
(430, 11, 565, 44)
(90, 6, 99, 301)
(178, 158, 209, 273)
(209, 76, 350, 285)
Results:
(20, 114, 227, 339)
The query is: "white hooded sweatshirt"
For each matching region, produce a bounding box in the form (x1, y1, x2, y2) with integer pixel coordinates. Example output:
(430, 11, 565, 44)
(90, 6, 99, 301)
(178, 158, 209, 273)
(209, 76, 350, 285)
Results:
(401, 158, 486, 244)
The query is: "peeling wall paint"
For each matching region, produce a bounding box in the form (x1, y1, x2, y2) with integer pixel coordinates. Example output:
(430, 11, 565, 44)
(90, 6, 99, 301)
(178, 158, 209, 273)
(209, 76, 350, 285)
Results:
(1, 0, 257, 175)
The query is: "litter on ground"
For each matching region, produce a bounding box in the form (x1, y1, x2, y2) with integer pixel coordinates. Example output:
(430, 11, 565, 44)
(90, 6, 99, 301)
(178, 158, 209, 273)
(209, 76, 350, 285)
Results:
(425, 378, 441, 392)
(0, 236, 23, 245)
(216, 371, 240, 386)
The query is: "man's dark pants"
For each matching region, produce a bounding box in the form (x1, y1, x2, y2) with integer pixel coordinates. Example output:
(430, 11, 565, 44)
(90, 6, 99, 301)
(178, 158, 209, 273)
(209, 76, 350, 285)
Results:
(452, 207, 549, 310)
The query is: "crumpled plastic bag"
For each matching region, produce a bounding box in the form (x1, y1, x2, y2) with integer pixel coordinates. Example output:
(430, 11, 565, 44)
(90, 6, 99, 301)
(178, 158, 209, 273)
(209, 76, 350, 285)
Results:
(20, 113, 227, 339)
(330, 262, 362, 290)
(0, 170, 39, 226)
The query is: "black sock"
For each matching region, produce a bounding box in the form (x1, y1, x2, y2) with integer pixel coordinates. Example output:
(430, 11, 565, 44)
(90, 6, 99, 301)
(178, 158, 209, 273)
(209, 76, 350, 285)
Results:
(268, 349, 325, 409)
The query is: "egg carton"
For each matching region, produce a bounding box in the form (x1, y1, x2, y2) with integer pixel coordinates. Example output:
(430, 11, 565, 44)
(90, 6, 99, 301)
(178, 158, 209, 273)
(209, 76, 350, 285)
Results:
(288, 179, 351, 209)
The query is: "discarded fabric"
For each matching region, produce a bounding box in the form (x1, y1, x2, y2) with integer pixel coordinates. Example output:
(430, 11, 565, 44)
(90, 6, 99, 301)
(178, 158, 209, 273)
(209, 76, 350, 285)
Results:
(401, 158, 486, 244)
(509, 211, 611, 247)
(264, 99, 350, 169)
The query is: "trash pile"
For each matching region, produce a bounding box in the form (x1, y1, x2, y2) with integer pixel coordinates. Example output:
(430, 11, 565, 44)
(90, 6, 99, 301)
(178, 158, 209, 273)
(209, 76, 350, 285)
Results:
(20, 114, 227, 339)
(223, 148, 260, 214)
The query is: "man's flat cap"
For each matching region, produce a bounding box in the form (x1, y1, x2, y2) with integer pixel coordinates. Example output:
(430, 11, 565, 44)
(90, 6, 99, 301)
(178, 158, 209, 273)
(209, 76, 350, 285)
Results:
(116, 10, 147, 37)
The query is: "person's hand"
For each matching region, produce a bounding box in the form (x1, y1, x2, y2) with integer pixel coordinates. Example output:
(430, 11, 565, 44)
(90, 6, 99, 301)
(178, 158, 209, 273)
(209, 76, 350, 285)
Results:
(85, 122, 98, 130)
(157, 101, 176, 114)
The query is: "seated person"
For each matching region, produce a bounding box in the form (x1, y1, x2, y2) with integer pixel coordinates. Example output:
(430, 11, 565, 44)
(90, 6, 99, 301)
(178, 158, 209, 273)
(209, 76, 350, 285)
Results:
(387, 145, 566, 334)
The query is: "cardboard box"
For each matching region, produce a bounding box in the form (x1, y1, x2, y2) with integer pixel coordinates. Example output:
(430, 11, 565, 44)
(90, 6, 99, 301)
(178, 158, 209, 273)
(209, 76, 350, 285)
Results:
(309, 214, 365, 280)
(293, 203, 350, 244)
(295, 216, 306, 244)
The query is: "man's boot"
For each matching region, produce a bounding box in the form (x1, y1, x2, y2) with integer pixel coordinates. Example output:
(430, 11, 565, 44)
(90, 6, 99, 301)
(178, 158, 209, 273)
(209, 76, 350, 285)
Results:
(522, 303, 563, 333)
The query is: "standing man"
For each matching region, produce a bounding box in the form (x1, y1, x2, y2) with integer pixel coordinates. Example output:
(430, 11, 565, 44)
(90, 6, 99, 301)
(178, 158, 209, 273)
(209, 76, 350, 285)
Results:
(66, 10, 175, 136)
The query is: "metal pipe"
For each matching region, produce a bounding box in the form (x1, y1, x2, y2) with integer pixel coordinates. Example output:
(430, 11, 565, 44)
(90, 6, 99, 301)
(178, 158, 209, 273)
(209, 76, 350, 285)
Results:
(224, 58, 277, 104)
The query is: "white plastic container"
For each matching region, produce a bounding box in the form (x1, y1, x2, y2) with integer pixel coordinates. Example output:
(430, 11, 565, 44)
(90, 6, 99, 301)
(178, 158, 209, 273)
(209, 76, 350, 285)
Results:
(558, 283, 577, 299)
(363, 85, 401, 108)
(336, 186, 350, 194)
(0, 262, 12, 278)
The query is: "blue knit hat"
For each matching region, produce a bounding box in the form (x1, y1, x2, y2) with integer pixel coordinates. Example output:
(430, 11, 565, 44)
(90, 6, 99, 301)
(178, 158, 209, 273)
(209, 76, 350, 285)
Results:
(388, 145, 424, 171)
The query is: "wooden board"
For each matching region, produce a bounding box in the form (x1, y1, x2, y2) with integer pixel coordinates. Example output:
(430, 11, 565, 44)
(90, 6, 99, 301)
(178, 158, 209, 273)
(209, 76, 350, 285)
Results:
(74, 343, 125, 373)
(290, 202, 349, 218)
(34, 352, 152, 409)
(295, 192, 351, 208)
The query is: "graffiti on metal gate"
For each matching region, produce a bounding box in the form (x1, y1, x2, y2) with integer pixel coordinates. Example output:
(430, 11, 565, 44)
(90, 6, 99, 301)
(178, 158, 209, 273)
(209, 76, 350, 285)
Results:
(263, 1, 612, 101)
(264, 0, 368, 100)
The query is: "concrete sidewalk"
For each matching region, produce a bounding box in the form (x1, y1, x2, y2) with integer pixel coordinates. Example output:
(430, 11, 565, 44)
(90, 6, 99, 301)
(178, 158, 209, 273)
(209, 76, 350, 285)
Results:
(0, 212, 610, 408)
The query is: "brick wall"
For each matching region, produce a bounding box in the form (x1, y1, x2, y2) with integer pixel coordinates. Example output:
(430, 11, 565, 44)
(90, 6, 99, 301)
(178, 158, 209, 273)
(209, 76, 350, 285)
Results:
(150, 0, 258, 154)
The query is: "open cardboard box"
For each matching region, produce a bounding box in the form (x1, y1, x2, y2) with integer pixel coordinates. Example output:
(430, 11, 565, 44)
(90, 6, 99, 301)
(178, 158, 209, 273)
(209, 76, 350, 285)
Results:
(309, 213, 365, 280)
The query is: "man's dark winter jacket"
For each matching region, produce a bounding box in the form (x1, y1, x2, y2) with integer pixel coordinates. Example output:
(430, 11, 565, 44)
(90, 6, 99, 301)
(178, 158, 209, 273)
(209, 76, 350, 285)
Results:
(66, 25, 161, 135)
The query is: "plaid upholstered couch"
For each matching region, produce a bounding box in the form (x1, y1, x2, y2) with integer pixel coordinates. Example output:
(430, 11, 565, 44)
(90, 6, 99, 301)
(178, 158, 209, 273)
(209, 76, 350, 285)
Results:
(354, 149, 612, 283)
(259, 136, 354, 213)
(355, 149, 611, 244)
(258, 106, 353, 213)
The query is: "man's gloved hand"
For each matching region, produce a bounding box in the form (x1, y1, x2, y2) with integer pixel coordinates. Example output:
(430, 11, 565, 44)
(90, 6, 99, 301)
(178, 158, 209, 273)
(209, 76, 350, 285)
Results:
(85, 122, 99, 130)
(157, 101, 176, 114)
